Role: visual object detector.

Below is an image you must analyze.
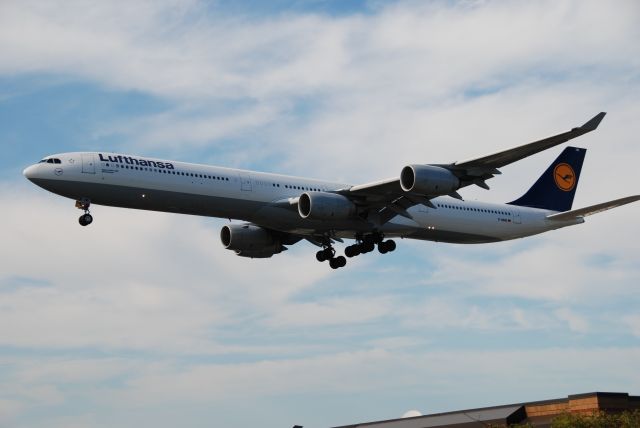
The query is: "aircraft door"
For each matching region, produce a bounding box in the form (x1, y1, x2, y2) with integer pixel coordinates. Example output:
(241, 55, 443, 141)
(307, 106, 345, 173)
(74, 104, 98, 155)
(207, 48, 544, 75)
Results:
(240, 173, 252, 191)
(81, 153, 96, 174)
(513, 208, 522, 224)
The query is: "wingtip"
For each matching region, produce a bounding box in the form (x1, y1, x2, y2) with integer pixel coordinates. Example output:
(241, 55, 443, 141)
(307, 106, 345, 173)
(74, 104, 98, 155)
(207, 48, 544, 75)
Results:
(581, 112, 607, 131)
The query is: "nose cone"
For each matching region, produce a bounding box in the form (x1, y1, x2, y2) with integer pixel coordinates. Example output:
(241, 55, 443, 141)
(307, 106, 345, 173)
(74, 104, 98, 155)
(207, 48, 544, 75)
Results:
(23, 164, 39, 181)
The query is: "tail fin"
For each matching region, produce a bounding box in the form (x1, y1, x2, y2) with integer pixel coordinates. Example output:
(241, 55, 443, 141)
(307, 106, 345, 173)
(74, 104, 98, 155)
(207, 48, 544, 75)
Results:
(507, 146, 586, 212)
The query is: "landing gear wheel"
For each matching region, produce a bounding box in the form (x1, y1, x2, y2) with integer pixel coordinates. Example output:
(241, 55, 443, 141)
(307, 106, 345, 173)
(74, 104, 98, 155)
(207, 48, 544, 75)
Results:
(385, 239, 396, 252)
(377, 239, 396, 253)
(316, 245, 335, 263)
(344, 245, 361, 258)
(362, 242, 375, 253)
(323, 247, 334, 259)
(75, 198, 93, 227)
(329, 256, 347, 269)
(78, 213, 93, 226)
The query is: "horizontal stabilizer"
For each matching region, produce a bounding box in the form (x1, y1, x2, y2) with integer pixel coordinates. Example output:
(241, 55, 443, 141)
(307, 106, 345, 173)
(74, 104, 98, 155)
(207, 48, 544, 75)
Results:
(546, 195, 640, 221)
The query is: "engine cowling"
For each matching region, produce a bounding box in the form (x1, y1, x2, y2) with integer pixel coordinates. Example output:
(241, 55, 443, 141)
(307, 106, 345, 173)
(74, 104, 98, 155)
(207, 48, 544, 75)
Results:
(400, 165, 460, 195)
(220, 224, 283, 258)
(298, 191, 357, 220)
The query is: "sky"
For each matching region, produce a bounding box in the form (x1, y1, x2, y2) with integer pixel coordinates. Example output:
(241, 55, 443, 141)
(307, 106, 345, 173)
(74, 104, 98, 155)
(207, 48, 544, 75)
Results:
(0, 0, 639, 427)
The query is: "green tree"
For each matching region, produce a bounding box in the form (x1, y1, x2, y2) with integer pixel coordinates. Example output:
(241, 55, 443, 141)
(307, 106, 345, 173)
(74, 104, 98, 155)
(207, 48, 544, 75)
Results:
(551, 410, 640, 428)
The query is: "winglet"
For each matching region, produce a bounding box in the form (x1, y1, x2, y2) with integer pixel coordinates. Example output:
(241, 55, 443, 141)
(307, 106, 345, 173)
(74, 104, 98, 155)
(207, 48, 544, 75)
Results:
(575, 112, 606, 132)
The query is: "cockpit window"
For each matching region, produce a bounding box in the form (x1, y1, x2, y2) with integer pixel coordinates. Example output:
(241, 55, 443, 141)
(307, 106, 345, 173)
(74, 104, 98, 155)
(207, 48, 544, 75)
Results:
(40, 158, 61, 164)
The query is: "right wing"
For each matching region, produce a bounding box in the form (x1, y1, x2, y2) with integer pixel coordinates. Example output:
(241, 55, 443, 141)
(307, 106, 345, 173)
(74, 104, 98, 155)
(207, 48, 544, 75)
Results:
(339, 113, 607, 223)
(452, 112, 606, 173)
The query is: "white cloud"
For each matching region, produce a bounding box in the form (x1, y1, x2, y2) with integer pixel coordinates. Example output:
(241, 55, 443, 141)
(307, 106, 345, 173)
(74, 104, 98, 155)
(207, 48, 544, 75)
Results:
(554, 308, 589, 334)
(0, 184, 334, 352)
(2, 1, 639, 184)
(4, 346, 638, 427)
(0, 399, 24, 426)
(626, 315, 640, 338)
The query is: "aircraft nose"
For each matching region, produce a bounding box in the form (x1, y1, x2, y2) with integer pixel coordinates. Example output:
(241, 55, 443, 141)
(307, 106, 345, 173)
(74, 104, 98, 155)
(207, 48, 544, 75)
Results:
(23, 164, 38, 181)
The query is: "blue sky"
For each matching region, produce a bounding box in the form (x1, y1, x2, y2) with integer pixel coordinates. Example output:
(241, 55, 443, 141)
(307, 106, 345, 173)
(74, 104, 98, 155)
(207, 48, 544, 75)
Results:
(1, 1, 639, 427)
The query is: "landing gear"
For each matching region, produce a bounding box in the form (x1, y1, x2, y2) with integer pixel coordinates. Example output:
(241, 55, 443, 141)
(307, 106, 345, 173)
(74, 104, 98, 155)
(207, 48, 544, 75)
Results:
(75, 198, 93, 227)
(344, 233, 396, 258)
(329, 256, 347, 269)
(316, 247, 334, 262)
(316, 232, 397, 269)
(377, 239, 396, 254)
(316, 242, 347, 269)
(78, 213, 93, 226)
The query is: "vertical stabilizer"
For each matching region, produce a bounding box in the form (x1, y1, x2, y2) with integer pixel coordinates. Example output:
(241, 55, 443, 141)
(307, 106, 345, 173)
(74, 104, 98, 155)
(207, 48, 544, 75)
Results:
(507, 146, 586, 212)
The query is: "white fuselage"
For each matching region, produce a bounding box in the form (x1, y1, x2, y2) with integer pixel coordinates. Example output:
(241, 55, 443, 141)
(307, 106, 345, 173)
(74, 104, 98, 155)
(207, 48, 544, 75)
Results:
(23, 152, 582, 244)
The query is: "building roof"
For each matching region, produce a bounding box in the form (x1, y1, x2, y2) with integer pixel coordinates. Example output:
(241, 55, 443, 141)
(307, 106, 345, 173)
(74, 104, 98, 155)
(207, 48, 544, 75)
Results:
(331, 392, 640, 428)
(334, 404, 525, 428)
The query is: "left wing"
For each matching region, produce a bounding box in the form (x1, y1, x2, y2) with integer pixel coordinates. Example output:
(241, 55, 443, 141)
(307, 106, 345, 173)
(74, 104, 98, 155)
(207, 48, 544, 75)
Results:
(337, 112, 607, 224)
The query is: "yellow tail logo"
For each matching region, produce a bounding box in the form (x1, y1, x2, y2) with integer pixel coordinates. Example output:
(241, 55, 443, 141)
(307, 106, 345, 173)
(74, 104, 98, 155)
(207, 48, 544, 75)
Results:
(554, 163, 576, 191)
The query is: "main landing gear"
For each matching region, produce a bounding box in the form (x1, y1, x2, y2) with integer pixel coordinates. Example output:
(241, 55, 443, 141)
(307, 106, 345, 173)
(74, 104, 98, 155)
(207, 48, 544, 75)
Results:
(316, 245, 347, 270)
(76, 198, 93, 226)
(344, 233, 396, 258)
(316, 233, 397, 269)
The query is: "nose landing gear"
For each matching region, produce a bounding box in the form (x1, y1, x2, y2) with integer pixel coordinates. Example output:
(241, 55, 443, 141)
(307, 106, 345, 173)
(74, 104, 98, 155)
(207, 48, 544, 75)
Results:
(76, 198, 93, 226)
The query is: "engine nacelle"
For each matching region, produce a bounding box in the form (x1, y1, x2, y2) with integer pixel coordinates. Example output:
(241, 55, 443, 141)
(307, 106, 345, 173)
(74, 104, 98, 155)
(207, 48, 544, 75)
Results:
(400, 165, 460, 195)
(298, 191, 357, 220)
(220, 224, 283, 258)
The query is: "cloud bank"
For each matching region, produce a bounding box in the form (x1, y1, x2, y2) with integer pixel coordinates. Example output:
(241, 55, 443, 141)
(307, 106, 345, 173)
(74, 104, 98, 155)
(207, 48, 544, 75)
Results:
(1, 1, 639, 427)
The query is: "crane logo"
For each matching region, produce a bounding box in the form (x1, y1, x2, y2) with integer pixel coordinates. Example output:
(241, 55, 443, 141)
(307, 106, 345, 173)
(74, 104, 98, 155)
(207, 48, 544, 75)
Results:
(554, 163, 576, 191)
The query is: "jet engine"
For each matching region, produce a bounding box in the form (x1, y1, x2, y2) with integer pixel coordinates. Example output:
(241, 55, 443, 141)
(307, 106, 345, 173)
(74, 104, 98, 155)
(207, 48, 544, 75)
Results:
(400, 165, 460, 195)
(298, 191, 357, 220)
(220, 224, 284, 258)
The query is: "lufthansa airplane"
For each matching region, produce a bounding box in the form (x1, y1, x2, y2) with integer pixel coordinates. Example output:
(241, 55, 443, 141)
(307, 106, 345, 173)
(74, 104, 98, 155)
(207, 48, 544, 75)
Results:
(23, 112, 639, 269)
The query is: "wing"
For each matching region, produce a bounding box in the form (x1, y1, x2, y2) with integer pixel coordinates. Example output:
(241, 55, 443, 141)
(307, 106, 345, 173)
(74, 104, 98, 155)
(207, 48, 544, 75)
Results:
(339, 112, 607, 224)
(546, 195, 640, 221)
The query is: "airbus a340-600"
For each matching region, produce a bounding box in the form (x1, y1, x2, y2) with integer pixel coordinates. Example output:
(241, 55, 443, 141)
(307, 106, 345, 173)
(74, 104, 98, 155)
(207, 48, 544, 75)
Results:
(23, 112, 639, 269)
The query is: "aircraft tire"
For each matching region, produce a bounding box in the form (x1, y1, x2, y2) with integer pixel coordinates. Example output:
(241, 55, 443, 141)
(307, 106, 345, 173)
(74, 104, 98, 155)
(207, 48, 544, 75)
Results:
(345, 245, 359, 258)
(386, 240, 396, 252)
(78, 214, 93, 226)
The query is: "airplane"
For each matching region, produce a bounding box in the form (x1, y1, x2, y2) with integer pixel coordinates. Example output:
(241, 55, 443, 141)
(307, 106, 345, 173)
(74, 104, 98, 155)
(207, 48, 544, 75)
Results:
(23, 112, 639, 269)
